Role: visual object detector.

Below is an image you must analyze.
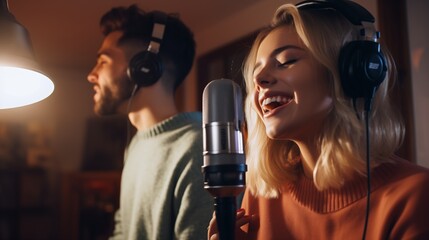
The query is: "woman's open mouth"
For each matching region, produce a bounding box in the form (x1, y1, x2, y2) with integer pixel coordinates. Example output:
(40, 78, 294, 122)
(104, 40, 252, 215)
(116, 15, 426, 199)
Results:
(261, 95, 293, 115)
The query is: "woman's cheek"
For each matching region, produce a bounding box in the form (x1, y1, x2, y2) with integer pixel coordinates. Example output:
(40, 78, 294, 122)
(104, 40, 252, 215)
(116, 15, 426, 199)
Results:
(252, 91, 264, 119)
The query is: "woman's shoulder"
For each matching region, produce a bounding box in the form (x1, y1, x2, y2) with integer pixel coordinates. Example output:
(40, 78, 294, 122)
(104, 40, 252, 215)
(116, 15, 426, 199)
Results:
(375, 155, 429, 193)
(373, 156, 429, 238)
(389, 155, 429, 179)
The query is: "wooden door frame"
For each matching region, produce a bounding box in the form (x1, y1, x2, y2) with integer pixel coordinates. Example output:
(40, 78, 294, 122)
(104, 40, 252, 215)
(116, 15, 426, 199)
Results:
(377, 0, 415, 162)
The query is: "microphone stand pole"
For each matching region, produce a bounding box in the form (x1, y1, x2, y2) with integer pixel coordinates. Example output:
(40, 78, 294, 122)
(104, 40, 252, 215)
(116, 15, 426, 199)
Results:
(214, 196, 236, 240)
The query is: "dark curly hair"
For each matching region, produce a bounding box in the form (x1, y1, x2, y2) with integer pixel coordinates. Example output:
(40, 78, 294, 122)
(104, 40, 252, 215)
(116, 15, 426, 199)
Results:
(100, 5, 196, 90)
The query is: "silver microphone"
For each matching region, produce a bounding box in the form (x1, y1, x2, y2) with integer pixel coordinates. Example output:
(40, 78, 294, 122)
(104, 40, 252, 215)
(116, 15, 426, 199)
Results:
(202, 78, 246, 197)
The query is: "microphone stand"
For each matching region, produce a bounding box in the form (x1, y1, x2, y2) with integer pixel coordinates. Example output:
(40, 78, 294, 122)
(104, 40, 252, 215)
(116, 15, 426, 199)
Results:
(203, 164, 246, 240)
(214, 196, 236, 240)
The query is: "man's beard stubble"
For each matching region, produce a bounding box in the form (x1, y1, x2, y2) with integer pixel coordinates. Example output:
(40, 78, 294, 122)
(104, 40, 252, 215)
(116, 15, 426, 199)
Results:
(94, 78, 135, 116)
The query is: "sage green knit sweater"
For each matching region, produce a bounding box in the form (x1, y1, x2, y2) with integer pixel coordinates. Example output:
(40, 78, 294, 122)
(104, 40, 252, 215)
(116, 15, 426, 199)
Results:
(110, 112, 213, 240)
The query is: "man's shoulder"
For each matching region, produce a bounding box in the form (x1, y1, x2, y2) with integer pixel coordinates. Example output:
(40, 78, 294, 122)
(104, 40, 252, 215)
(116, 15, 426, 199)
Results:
(173, 112, 203, 137)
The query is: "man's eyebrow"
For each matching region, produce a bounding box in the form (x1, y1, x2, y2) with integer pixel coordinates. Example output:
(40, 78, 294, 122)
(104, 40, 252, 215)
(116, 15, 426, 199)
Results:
(96, 53, 105, 59)
(96, 49, 113, 59)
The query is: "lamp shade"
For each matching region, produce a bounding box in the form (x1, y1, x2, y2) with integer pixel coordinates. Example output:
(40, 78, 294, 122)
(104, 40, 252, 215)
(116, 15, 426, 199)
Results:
(0, 0, 54, 109)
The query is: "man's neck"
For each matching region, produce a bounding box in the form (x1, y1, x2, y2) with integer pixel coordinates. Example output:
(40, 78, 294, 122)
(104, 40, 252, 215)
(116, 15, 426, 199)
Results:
(126, 85, 178, 131)
(128, 105, 178, 131)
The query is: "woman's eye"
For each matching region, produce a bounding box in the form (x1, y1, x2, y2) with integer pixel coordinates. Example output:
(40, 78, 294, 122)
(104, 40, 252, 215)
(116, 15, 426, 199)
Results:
(279, 59, 297, 67)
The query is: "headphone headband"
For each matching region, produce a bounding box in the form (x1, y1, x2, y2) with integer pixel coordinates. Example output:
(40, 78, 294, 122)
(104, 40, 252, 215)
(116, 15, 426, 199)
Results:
(128, 11, 168, 87)
(147, 11, 167, 54)
(296, 0, 374, 25)
(297, 0, 380, 42)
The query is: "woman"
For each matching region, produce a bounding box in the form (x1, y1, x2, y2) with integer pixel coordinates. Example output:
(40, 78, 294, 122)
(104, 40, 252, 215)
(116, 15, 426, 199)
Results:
(208, 1, 429, 239)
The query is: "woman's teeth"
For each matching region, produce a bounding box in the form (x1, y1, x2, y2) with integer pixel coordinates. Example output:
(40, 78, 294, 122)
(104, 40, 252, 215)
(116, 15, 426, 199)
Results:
(262, 96, 292, 112)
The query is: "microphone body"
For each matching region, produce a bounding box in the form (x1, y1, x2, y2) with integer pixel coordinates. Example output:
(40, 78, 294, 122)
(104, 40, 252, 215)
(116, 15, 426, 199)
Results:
(202, 79, 247, 240)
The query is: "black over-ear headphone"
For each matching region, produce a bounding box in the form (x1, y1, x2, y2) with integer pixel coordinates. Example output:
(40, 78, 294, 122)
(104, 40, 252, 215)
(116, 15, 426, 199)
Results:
(296, 0, 387, 109)
(128, 12, 168, 87)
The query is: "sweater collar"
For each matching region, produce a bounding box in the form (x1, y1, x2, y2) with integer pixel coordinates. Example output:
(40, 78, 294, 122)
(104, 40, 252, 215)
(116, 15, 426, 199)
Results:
(137, 112, 201, 139)
(288, 161, 398, 213)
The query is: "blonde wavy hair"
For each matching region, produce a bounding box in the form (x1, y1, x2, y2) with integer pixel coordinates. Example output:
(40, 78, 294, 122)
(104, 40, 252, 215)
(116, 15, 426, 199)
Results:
(244, 4, 404, 198)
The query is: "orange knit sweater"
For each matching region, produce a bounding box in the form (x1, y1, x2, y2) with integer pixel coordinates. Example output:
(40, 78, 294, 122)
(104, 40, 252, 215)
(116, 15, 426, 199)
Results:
(241, 157, 429, 240)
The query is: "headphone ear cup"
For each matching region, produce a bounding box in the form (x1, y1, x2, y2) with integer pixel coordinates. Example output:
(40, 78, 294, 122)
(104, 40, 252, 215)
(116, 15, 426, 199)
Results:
(127, 51, 163, 87)
(339, 41, 387, 99)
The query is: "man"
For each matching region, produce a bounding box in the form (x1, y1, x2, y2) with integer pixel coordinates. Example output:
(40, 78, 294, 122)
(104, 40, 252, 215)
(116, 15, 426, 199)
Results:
(87, 5, 213, 239)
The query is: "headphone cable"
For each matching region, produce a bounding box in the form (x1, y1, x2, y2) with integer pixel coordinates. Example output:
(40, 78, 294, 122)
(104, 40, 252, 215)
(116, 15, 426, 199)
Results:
(362, 109, 371, 240)
(125, 84, 139, 148)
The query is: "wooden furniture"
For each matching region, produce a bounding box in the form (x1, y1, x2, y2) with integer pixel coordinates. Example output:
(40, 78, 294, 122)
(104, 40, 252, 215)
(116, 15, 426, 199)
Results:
(59, 171, 121, 240)
(0, 168, 53, 240)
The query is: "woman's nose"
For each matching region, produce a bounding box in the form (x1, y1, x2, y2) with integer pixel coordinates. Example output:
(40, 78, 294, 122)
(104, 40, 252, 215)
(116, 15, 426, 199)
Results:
(255, 67, 276, 88)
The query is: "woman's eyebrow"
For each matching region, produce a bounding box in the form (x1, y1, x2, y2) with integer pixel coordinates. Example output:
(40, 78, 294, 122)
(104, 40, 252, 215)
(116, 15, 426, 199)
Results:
(253, 45, 304, 73)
